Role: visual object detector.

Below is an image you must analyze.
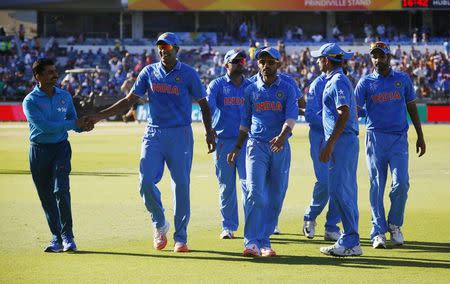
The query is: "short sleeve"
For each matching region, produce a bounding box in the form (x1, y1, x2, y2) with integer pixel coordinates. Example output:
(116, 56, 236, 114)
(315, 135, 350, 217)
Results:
(130, 68, 149, 97)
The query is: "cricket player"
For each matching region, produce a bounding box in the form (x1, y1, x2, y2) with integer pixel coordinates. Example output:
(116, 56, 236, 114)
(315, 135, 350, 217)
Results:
(355, 41, 426, 249)
(248, 47, 304, 235)
(207, 49, 251, 239)
(310, 43, 362, 257)
(22, 58, 93, 252)
(227, 47, 298, 257)
(87, 32, 216, 253)
(302, 72, 341, 241)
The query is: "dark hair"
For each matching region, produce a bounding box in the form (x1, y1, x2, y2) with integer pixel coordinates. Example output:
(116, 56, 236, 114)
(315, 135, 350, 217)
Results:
(32, 58, 54, 77)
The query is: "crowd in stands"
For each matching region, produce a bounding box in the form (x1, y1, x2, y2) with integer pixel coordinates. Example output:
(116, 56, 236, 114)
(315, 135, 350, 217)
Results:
(1, 32, 449, 105)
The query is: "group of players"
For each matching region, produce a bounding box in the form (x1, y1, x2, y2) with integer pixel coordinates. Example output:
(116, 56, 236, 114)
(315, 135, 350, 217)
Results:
(23, 32, 426, 258)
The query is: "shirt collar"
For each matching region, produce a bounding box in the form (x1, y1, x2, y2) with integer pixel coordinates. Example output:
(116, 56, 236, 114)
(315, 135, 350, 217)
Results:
(34, 85, 58, 97)
(256, 72, 281, 89)
(326, 67, 343, 79)
(373, 68, 394, 78)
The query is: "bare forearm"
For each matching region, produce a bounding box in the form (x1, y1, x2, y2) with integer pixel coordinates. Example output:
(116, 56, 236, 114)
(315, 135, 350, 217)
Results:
(328, 109, 349, 145)
(97, 95, 137, 120)
(407, 102, 424, 138)
(235, 128, 249, 149)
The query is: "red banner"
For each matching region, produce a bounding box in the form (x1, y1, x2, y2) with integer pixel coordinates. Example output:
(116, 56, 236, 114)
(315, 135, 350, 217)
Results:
(0, 104, 27, 121)
(427, 105, 450, 122)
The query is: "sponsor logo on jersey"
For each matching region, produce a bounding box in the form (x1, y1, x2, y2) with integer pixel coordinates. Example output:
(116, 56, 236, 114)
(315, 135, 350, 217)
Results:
(151, 83, 180, 95)
(255, 101, 282, 111)
(371, 91, 401, 103)
(224, 97, 244, 105)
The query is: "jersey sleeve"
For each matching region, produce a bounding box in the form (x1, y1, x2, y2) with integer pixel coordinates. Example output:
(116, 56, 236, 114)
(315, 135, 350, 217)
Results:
(130, 68, 149, 97)
(403, 74, 417, 103)
(354, 77, 367, 108)
(206, 79, 219, 114)
(286, 75, 302, 99)
(240, 85, 253, 129)
(332, 79, 351, 109)
(188, 68, 207, 101)
(284, 84, 299, 120)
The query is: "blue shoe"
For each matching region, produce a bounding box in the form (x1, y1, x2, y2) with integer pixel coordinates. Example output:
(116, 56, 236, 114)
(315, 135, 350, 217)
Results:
(62, 237, 78, 252)
(44, 239, 63, 253)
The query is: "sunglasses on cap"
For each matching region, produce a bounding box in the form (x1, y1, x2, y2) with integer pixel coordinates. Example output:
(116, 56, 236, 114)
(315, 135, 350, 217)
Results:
(258, 59, 279, 66)
(230, 58, 246, 65)
(370, 42, 389, 50)
(157, 44, 175, 51)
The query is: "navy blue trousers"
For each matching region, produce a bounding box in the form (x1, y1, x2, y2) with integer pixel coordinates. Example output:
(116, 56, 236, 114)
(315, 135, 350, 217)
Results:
(29, 140, 73, 241)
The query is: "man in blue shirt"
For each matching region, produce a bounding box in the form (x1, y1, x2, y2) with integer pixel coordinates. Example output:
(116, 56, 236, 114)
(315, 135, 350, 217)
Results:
(355, 42, 426, 249)
(302, 73, 341, 242)
(249, 46, 305, 235)
(207, 49, 251, 239)
(311, 43, 362, 257)
(227, 47, 298, 257)
(87, 32, 216, 253)
(22, 58, 92, 253)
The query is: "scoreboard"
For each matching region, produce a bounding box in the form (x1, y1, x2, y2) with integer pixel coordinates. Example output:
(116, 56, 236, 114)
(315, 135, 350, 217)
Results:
(402, 0, 450, 8)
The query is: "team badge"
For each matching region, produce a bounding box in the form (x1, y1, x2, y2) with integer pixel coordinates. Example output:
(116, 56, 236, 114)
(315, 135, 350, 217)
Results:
(395, 81, 402, 88)
(276, 91, 284, 99)
(175, 76, 181, 82)
(60, 99, 65, 105)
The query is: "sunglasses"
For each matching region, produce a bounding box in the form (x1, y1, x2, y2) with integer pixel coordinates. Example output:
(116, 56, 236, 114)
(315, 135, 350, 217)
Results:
(230, 58, 246, 65)
(157, 44, 174, 51)
(370, 42, 388, 50)
(258, 59, 279, 66)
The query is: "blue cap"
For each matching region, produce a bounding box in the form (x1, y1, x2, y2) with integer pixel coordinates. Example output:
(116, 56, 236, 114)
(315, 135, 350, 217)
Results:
(257, 47, 281, 61)
(224, 49, 246, 63)
(156, 32, 180, 46)
(254, 46, 268, 60)
(310, 43, 353, 62)
(370, 41, 391, 55)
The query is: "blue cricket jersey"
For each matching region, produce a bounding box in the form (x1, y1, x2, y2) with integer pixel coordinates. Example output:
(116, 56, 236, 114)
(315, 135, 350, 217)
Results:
(241, 75, 298, 142)
(322, 68, 359, 141)
(22, 85, 79, 144)
(355, 69, 416, 134)
(249, 72, 302, 99)
(206, 74, 252, 139)
(305, 73, 327, 131)
(131, 61, 206, 128)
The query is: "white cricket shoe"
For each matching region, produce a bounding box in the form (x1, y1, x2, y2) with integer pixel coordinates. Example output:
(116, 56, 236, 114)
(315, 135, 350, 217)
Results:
(320, 243, 362, 257)
(303, 221, 316, 239)
(153, 221, 170, 250)
(389, 224, 404, 246)
(273, 226, 281, 235)
(372, 234, 387, 249)
(324, 231, 341, 242)
(220, 229, 234, 239)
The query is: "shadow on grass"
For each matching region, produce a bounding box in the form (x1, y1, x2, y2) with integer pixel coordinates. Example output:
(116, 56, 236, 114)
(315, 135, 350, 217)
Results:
(0, 169, 136, 177)
(270, 235, 450, 254)
(75, 248, 450, 269)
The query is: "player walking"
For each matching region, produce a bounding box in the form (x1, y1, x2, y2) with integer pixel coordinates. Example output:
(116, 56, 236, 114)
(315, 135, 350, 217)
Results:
(22, 58, 93, 252)
(87, 32, 216, 252)
(227, 47, 298, 257)
(355, 41, 426, 249)
(207, 49, 251, 239)
(302, 72, 341, 242)
(310, 43, 362, 257)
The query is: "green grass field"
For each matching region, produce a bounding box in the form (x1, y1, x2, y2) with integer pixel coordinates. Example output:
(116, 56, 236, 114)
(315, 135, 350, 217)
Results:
(1, 122, 449, 283)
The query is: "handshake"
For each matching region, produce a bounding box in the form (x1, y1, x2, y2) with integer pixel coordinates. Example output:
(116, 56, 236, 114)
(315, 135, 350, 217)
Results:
(76, 115, 101, 132)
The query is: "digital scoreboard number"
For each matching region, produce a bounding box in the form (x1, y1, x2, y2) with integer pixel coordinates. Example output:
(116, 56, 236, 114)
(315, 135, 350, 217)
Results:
(402, 0, 450, 8)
